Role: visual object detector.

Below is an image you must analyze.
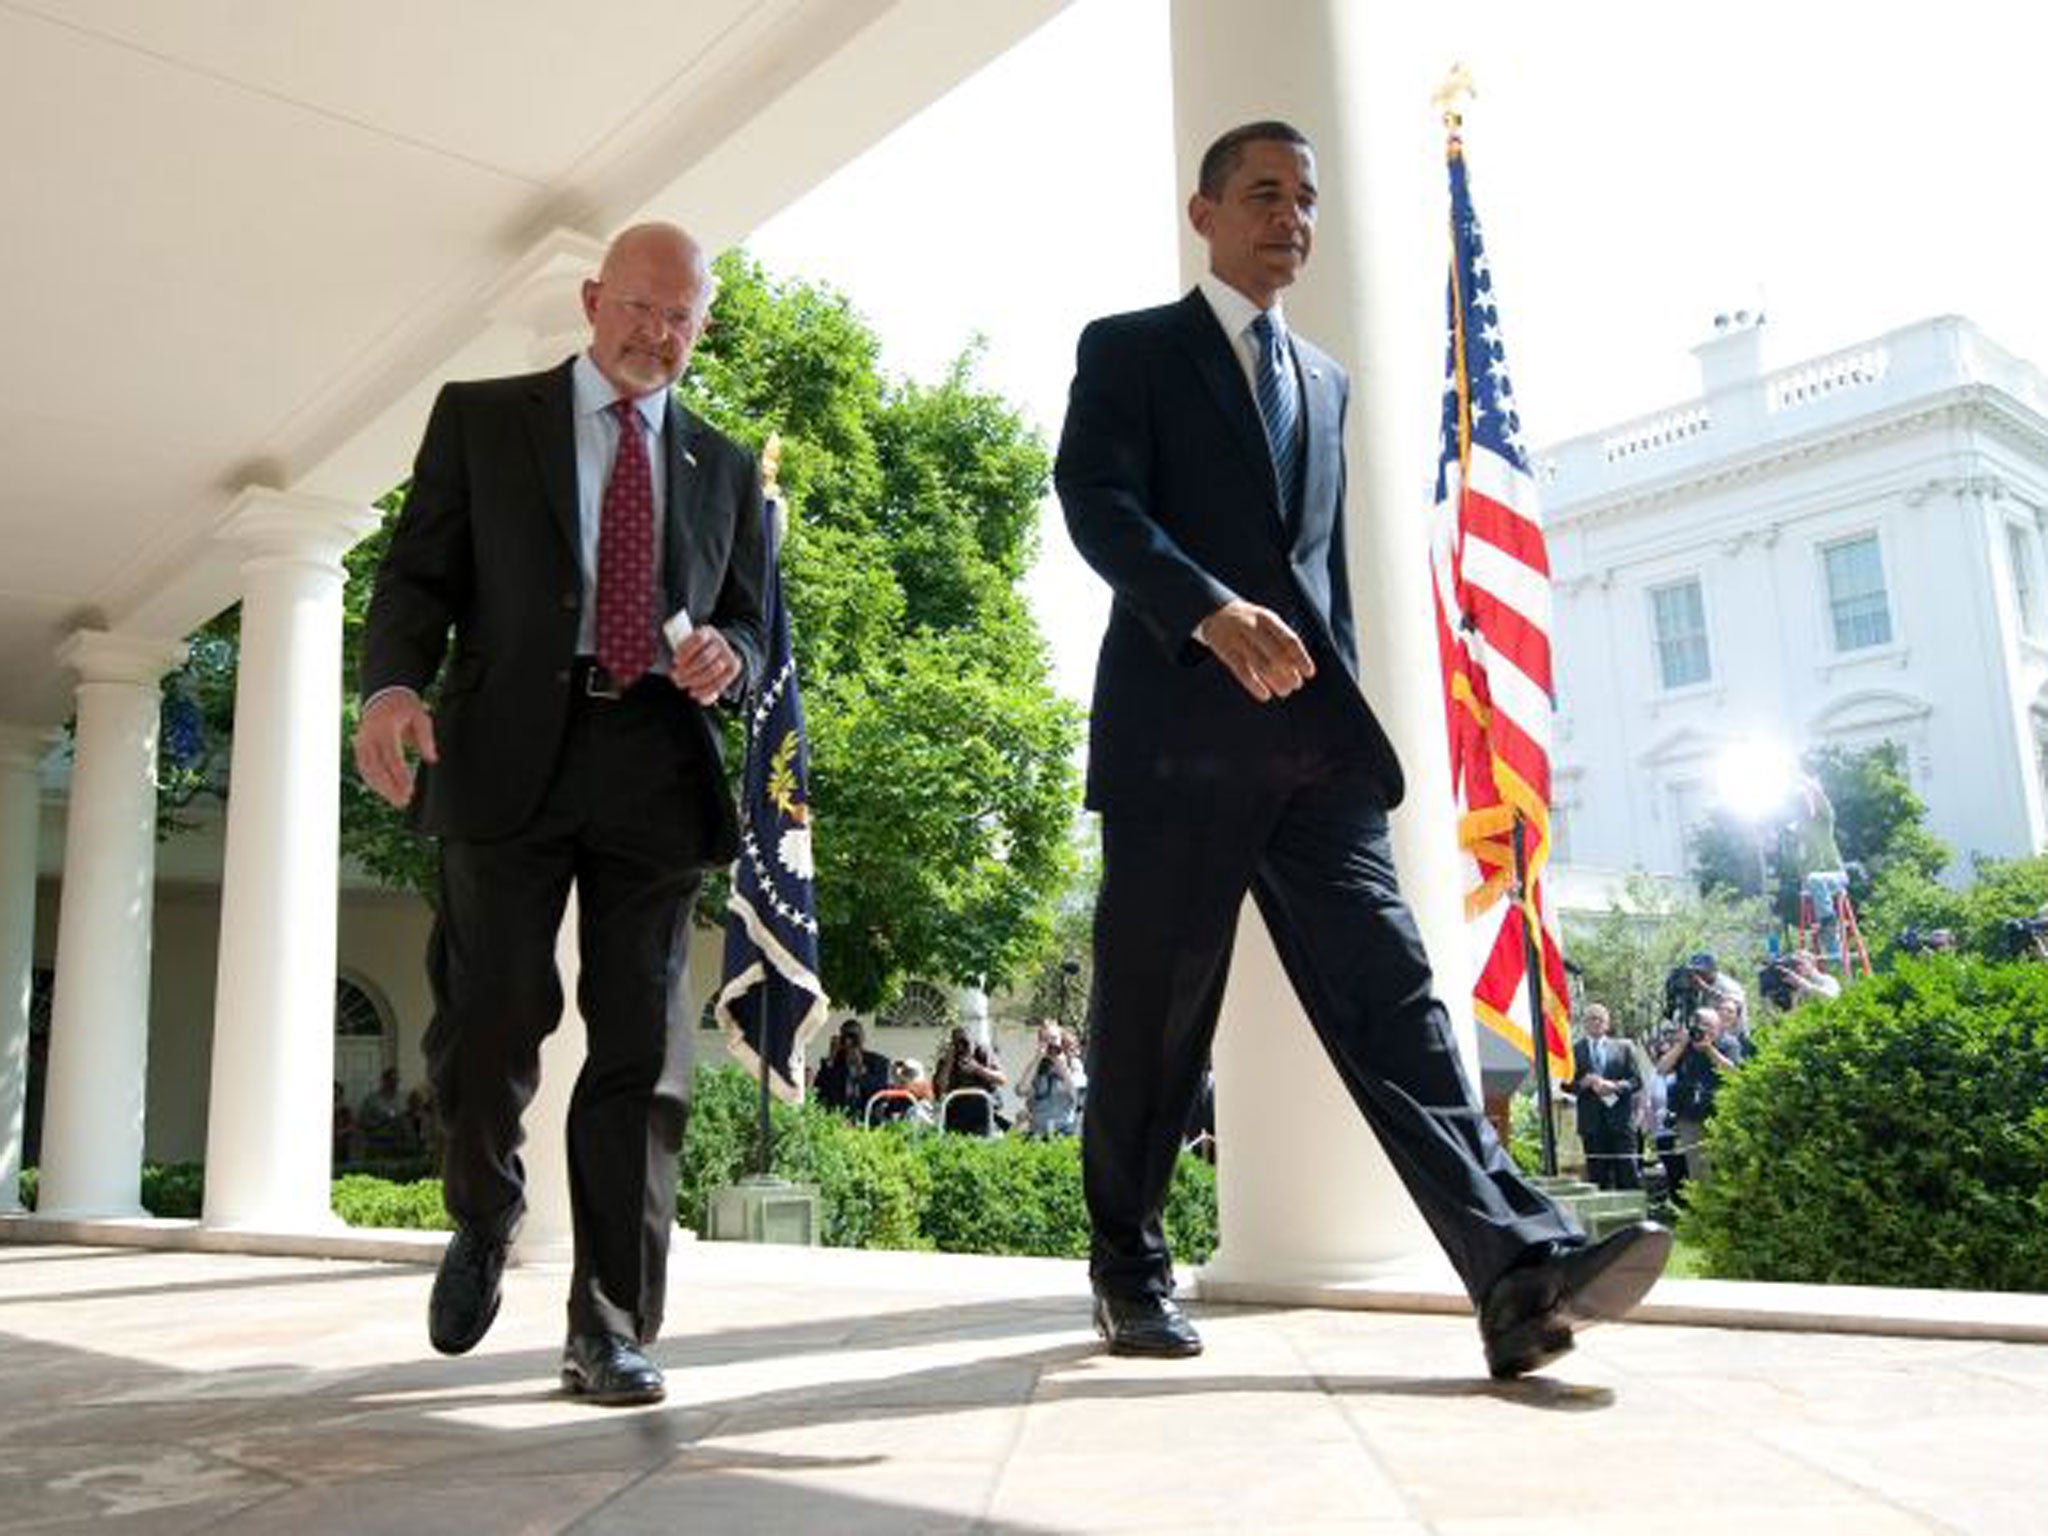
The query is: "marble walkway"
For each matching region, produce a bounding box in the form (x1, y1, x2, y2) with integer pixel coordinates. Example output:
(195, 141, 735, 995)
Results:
(3, 1237, 2046, 1534)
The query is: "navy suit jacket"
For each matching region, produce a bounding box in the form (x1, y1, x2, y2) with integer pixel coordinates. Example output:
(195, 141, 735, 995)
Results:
(359, 358, 768, 852)
(1054, 290, 1403, 814)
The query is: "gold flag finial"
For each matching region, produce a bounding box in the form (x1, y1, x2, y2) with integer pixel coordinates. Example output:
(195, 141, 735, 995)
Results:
(761, 432, 784, 499)
(1433, 62, 1475, 133)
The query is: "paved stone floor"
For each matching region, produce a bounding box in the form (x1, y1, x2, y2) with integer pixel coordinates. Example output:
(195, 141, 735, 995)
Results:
(4, 1239, 2046, 1535)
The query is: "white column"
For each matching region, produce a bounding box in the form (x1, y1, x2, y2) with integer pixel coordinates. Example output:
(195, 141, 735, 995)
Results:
(0, 726, 54, 1212)
(36, 632, 188, 1218)
(202, 489, 381, 1231)
(1174, 0, 1476, 1295)
(485, 229, 605, 1267)
(513, 896, 586, 1265)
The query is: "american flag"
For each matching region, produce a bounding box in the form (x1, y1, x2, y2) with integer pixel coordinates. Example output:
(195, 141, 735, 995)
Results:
(1428, 132, 1571, 1084)
(714, 491, 828, 1101)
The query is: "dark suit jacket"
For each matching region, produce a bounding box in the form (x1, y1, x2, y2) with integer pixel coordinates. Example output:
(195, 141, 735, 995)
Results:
(1569, 1036, 1640, 1141)
(1053, 290, 1402, 814)
(359, 358, 768, 853)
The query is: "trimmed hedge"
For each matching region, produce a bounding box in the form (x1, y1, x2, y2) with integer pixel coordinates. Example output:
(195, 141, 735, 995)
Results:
(19, 1066, 1221, 1265)
(331, 1174, 452, 1230)
(14, 1163, 207, 1218)
(1687, 957, 2048, 1291)
(678, 1064, 1217, 1262)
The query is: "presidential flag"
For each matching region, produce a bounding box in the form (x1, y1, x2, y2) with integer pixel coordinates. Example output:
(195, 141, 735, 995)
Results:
(715, 492, 827, 1101)
(1428, 128, 1572, 1084)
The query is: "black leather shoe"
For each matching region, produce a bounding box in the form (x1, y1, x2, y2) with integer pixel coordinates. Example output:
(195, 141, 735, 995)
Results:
(1092, 1292, 1204, 1358)
(1479, 1221, 1672, 1380)
(561, 1332, 667, 1405)
(428, 1225, 508, 1356)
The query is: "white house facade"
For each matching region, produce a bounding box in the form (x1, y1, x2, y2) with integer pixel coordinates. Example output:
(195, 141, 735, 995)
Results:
(1541, 313, 2048, 882)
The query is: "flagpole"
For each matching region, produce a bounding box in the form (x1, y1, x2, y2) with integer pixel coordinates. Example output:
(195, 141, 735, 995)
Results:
(1511, 813, 1558, 1176)
(751, 435, 789, 1183)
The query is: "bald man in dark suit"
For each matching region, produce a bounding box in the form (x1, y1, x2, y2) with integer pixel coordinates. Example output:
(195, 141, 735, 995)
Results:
(355, 223, 765, 1405)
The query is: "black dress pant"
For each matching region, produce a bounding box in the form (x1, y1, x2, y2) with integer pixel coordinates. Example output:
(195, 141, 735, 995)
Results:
(1083, 749, 1579, 1304)
(424, 679, 711, 1342)
(1581, 1115, 1641, 1190)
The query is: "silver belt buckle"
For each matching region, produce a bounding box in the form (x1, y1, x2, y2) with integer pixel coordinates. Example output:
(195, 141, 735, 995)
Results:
(583, 663, 621, 700)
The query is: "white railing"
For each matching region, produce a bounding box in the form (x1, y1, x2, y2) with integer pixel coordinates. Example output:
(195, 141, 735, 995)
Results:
(1600, 406, 1713, 464)
(1766, 345, 1890, 413)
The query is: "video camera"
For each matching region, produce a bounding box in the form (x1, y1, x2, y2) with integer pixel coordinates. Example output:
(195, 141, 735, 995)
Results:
(2000, 915, 2048, 960)
(1757, 957, 1799, 1012)
(1662, 965, 1711, 1026)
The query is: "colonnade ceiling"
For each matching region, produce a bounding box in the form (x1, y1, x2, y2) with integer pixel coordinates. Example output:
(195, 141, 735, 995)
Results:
(0, 0, 1068, 724)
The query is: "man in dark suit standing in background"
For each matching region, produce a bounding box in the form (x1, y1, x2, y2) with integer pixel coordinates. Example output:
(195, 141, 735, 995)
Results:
(1055, 121, 1667, 1379)
(354, 222, 766, 1405)
(1568, 1004, 1641, 1190)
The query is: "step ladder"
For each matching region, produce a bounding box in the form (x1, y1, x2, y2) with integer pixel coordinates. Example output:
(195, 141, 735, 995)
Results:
(1799, 883, 1872, 979)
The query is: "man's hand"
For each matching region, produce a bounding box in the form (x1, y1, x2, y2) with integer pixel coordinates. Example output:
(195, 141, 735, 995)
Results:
(670, 625, 742, 705)
(353, 690, 438, 809)
(1196, 600, 1316, 702)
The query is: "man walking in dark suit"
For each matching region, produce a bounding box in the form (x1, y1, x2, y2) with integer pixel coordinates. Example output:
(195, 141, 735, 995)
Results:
(353, 222, 766, 1405)
(1055, 122, 1668, 1379)
(1568, 1004, 1641, 1191)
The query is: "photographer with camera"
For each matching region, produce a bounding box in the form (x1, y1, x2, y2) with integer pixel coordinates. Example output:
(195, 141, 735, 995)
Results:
(2000, 903, 2048, 962)
(1021, 1020, 1086, 1138)
(935, 1025, 1009, 1134)
(1656, 1006, 1741, 1191)
(1760, 950, 1839, 1012)
(814, 1019, 891, 1122)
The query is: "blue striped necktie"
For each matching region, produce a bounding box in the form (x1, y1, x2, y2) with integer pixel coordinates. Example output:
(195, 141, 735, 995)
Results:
(1249, 310, 1302, 522)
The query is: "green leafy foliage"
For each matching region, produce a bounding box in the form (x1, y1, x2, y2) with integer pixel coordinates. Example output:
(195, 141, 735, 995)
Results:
(1690, 742, 1949, 919)
(683, 254, 1082, 1007)
(1686, 957, 2048, 1290)
(677, 1064, 1216, 1262)
(18, 1163, 205, 1218)
(142, 1162, 206, 1218)
(1861, 853, 2048, 963)
(331, 1174, 452, 1230)
(1564, 873, 1770, 1039)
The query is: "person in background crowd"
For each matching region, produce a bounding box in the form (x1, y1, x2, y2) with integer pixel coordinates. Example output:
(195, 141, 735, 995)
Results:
(332, 1081, 356, 1166)
(814, 1019, 891, 1121)
(934, 1026, 1008, 1134)
(1658, 1006, 1741, 1189)
(1022, 1021, 1086, 1138)
(1567, 1005, 1640, 1190)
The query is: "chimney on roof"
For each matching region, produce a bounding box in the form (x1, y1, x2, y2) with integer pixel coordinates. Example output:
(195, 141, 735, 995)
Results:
(1692, 308, 1766, 396)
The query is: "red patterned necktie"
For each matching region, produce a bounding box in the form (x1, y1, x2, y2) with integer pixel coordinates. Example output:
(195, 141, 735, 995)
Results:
(595, 398, 656, 684)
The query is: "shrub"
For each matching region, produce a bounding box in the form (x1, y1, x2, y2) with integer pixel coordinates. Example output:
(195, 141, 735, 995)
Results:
(1687, 957, 2048, 1291)
(143, 1162, 205, 1218)
(775, 1111, 932, 1251)
(679, 1064, 1219, 1263)
(331, 1174, 452, 1230)
(12, 1163, 204, 1217)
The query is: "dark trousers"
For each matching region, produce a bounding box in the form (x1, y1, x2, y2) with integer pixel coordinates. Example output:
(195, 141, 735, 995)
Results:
(1581, 1117, 1640, 1190)
(1083, 755, 1578, 1304)
(424, 681, 711, 1342)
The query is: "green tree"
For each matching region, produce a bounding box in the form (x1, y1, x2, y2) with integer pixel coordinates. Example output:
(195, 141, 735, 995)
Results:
(1690, 742, 1948, 921)
(1564, 872, 1770, 1039)
(164, 254, 1082, 1014)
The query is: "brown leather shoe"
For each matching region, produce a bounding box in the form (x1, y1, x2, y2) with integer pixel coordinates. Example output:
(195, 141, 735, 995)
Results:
(1480, 1221, 1672, 1380)
(561, 1332, 666, 1405)
(1092, 1292, 1204, 1358)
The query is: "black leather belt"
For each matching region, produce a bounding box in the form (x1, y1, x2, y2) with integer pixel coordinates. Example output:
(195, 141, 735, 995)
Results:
(570, 657, 624, 700)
